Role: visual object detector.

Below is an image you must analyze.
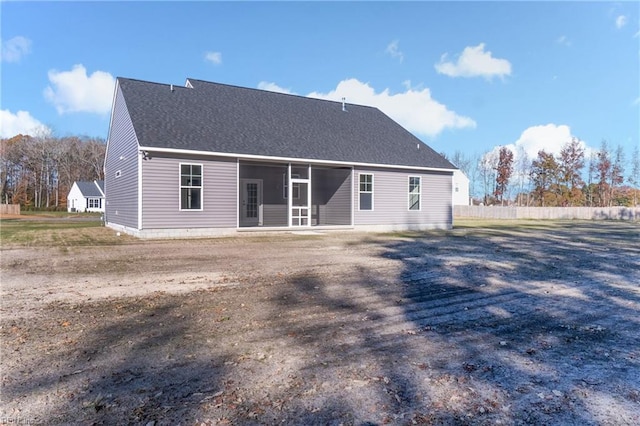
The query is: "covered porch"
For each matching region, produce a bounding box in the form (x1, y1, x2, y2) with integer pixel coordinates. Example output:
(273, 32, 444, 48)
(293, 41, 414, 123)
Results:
(238, 161, 352, 228)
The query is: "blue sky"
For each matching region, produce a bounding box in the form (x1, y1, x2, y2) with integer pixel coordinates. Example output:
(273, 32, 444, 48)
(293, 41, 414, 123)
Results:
(1, 1, 638, 163)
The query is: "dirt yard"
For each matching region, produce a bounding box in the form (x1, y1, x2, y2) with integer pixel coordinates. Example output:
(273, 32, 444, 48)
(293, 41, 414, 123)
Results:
(1, 221, 639, 425)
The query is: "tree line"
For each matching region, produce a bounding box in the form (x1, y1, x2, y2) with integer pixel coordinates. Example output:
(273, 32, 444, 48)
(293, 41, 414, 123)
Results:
(0, 134, 106, 210)
(2, 131, 638, 210)
(446, 139, 640, 207)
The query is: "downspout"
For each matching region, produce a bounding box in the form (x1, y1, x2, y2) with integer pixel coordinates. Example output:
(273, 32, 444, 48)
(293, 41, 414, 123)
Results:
(138, 151, 143, 230)
(287, 163, 292, 227)
(307, 164, 311, 227)
(351, 167, 355, 227)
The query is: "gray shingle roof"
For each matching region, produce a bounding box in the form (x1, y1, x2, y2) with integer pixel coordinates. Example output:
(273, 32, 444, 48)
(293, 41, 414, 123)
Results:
(118, 77, 455, 170)
(76, 180, 104, 197)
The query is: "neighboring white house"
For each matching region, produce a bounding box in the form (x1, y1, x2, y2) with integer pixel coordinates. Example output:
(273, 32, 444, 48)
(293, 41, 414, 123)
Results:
(67, 180, 105, 212)
(452, 170, 470, 206)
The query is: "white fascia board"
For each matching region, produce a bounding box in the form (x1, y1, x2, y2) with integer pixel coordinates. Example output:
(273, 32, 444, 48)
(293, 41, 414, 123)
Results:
(95, 180, 106, 197)
(104, 79, 120, 175)
(138, 146, 455, 174)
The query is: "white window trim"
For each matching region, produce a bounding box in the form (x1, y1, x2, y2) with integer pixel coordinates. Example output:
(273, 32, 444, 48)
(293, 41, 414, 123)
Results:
(179, 162, 204, 211)
(88, 198, 101, 209)
(358, 173, 374, 211)
(408, 175, 421, 211)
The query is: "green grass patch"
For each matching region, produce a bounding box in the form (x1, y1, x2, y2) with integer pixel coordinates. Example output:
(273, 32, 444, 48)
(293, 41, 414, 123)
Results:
(0, 217, 130, 247)
(20, 211, 102, 219)
(453, 218, 568, 230)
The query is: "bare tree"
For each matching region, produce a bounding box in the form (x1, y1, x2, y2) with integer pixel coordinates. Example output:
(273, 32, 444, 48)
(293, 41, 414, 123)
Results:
(513, 146, 531, 206)
(479, 150, 498, 205)
(610, 144, 625, 206)
(0, 134, 105, 209)
(81, 138, 106, 180)
(595, 140, 612, 207)
(448, 149, 482, 202)
(466, 152, 482, 202)
(450, 150, 472, 175)
(585, 152, 597, 207)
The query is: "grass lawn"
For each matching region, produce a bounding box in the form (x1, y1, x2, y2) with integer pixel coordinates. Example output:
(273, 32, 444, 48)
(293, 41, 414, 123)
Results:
(0, 214, 123, 246)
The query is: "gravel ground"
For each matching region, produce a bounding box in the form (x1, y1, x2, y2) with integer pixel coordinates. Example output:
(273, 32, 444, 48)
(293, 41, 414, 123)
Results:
(1, 221, 639, 425)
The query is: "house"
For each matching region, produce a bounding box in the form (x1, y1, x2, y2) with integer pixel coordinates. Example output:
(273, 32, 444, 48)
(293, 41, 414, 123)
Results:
(67, 180, 105, 213)
(104, 77, 457, 238)
(452, 170, 470, 206)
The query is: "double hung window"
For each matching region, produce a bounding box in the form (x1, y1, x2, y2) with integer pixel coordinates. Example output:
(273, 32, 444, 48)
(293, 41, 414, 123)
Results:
(359, 173, 373, 210)
(409, 176, 421, 211)
(180, 164, 202, 210)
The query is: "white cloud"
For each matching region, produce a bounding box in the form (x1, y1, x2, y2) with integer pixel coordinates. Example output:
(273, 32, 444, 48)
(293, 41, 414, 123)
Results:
(43, 64, 115, 114)
(385, 40, 404, 62)
(257, 81, 293, 94)
(483, 124, 591, 187)
(555, 35, 572, 47)
(435, 43, 512, 80)
(615, 15, 627, 29)
(257, 79, 475, 137)
(1, 36, 32, 63)
(504, 123, 583, 161)
(204, 51, 222, 65)
(0, 110, 51, 138)
(307, 79, 476, 137)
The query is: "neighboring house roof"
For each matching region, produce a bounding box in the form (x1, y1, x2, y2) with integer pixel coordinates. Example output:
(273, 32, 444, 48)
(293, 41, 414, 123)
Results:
(75, 180, 105, 197)
(117, 77, 456, 170)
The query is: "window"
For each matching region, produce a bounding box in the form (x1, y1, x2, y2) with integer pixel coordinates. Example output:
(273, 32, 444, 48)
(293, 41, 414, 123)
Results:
(409, 176, 421, 211)
(88, 198, 101, 209)
(180, 164, 202, 210)
(359, 173, 373, 210)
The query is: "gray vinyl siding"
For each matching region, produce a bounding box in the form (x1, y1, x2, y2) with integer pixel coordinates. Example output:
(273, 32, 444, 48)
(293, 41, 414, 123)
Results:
(262, 204, 288, 227)
(141, 154, 237, 229)
(354, 167, 452, 227)
(104, 85, 139, 229)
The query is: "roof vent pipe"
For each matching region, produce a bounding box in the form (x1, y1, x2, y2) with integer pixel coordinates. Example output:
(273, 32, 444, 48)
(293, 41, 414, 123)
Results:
(342, 97, 347, 112)
(170, 84, 174, 92)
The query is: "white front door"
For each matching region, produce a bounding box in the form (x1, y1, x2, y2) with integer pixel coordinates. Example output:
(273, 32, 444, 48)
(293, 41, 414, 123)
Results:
(241, 179, 263, 226)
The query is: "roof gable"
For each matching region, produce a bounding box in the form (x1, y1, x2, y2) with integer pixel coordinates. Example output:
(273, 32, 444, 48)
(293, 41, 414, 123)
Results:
(116, 77, 455, 170)
(75, 180, 104, 197)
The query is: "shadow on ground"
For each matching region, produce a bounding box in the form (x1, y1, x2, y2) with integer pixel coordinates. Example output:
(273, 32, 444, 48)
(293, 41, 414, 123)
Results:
(1, 221, 639, 425)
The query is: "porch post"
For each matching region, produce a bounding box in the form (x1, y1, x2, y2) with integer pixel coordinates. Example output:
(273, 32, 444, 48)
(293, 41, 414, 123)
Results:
(287, 163, 292, 227)
(351, 167, 355, 227)
(307, 164, 312, 227)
